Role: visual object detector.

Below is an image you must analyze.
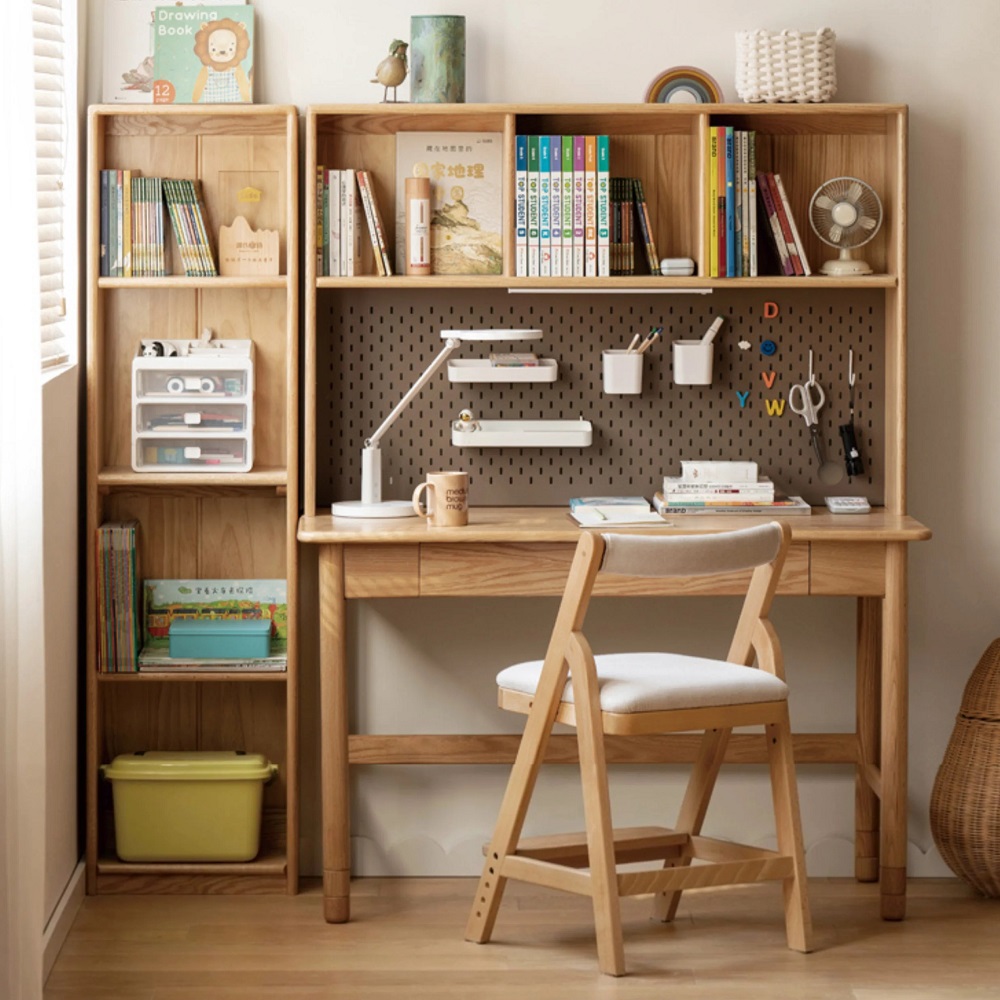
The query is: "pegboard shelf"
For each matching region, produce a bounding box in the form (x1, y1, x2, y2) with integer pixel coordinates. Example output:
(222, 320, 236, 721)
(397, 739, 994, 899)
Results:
(452, 419, 593, 448)
(447, 359, 559, 383)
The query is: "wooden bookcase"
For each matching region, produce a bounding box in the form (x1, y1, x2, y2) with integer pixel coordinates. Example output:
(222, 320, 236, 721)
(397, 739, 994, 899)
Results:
(303, 103, 906, 514)
(85, 106, 299, 894)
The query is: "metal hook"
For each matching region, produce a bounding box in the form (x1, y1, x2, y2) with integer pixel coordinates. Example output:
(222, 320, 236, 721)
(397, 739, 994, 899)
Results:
(807, 349, 815, 384)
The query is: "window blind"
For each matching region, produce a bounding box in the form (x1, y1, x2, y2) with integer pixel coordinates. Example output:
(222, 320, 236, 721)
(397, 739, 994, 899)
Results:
(33, 0, 69, 370)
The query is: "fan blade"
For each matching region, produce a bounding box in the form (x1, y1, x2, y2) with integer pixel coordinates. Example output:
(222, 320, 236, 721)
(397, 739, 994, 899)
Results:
(846, 181, 864, 204)
(815, 194, 836, 211)
(857, 214, 878, 231)
(828, 223, 843, 244)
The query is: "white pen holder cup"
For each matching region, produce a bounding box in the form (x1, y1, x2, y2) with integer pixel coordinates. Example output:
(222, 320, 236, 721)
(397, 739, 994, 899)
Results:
(602, 350, 643, 394)
(672, 340, 714, 385)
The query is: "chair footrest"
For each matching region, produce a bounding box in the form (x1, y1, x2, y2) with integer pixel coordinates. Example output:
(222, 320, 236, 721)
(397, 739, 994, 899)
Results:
(617, 855, 795, 897)
(504, 826, 688, 868)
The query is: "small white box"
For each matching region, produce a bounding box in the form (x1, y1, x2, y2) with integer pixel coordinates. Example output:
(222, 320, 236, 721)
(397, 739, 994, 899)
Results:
(132, 340, 254, 473)
(602, 350, 643, 394)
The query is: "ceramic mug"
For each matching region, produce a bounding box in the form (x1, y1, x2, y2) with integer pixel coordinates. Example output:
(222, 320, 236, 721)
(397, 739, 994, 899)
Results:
(412, 471, 469, 526)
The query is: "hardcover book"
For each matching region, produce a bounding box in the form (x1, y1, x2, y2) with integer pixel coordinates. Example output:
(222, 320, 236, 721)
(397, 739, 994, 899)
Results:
(152, 4, 254, 105)
(549, 135, 562, 278)
(515, 135, 528, 277)
(561, 137, 574, 276)
(539, 136, 552, 277)
(394, 132, 503, 275)
(102, 0, 246, 104)
(138, 578, 288, 670)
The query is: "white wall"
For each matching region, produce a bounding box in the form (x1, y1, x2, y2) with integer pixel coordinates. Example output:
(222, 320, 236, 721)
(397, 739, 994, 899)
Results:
(87, 0, 999, 878)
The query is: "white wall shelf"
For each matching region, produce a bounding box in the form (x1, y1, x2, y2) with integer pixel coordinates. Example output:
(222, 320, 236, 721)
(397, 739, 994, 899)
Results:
(452, 418, 593, 448)
(447, 358, 558, 383)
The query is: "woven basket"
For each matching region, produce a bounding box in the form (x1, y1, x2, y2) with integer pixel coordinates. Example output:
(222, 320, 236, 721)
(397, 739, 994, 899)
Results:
(930, 638, 1000, 897)
(735, 28, 837, 104)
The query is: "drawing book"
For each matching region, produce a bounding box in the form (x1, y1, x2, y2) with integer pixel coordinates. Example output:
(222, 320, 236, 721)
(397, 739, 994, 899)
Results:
(102, 0, 246, 103)
(138, 578, 287, 669)
(394, 132, 503, 275)
(152, 4, 254, 104)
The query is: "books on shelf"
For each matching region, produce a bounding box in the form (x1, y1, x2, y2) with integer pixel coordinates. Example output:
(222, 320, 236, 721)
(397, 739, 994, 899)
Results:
(152, 3, 255, 105)
(757, 171, 811, 277)
(97, 521, 142, 672)
(394, 132, 504, 275)
(357, 170, 393, 276)
(539, 135, 551, 277)
(315, 168, 372, 276)
(705, 128, 765, 278)
(515, 135, 528, 278)
(137, 578, 288, 672)
(610, 177, 660, 276)
(163, 178, 217, 276)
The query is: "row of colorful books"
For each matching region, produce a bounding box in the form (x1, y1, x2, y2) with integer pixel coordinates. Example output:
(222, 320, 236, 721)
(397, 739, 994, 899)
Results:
(705, 127, 812, 278)
(99, 170, 217, 277)
(315, 168, 392, 277)
(515, 135, 658, 278)
(657, 461, 810, 514)
(97, 521, 142, 672)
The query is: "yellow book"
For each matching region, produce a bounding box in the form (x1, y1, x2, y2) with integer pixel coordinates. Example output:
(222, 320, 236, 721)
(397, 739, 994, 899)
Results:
(708, 129, 718, 278)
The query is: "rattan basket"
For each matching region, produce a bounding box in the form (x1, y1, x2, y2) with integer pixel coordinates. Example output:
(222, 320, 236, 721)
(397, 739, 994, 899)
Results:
(735, 28, 837, 104)
(930, 637, 1000, 897)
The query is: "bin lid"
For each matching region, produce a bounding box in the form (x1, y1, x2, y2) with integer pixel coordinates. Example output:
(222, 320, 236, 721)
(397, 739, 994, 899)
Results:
(168, 619, 271, 636)
(102, 750, 276, 781)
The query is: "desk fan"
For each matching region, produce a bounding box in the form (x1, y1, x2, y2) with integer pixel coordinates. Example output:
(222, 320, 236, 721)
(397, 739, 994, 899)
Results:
(808, 177, 883, 276)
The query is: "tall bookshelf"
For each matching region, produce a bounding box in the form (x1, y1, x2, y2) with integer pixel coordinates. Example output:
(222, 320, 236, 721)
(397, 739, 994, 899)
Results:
(303, 104, 906, 514)
(85, 105, 299, 894)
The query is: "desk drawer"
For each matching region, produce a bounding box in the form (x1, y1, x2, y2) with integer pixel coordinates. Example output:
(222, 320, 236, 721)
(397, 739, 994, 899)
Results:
(810, 542, 886, 595)
(420, 543, 809, 597)
(345, 545, 419, 597)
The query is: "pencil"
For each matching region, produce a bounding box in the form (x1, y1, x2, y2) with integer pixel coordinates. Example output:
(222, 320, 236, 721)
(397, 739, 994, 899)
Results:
(625, 333, 640, 354)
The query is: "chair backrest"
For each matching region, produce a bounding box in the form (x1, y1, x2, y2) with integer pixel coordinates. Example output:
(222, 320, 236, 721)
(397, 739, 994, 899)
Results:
(551, 523, 791, 677)
(600, 522, 785, 579)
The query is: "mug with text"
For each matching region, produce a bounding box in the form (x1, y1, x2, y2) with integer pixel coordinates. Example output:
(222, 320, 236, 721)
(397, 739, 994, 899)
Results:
(412, 470, 469, 526)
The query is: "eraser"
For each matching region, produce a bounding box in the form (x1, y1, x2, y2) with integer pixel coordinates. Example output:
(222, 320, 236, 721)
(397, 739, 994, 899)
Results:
(660, 257, 696, 276)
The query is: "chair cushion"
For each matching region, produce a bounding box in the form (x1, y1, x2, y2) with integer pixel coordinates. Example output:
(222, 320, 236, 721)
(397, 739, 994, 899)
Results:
(497, 653, 788, 714)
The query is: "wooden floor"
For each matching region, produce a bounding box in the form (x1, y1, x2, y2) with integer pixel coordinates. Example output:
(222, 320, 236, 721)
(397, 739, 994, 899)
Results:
(46, 878, 998, 999)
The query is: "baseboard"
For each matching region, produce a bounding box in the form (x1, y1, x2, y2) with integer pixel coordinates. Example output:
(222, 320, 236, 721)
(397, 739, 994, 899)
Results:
(43, 860, 84, 983)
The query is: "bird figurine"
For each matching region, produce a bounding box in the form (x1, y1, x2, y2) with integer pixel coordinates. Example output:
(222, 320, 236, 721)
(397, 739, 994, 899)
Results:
(371, 40, 408, 103)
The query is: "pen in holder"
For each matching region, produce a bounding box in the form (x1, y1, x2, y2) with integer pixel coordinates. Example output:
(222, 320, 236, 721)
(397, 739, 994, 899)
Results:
(672, 316, 724, 386)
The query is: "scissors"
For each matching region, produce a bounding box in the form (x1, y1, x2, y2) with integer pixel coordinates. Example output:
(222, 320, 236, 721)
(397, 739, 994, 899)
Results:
(789, 350, 827, 467)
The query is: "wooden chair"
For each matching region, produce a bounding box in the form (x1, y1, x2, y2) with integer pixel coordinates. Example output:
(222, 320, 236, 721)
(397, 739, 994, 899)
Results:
(464, 522, 813, 976)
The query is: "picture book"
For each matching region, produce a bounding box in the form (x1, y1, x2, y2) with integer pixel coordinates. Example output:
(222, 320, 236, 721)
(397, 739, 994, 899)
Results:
(138, 578, 288, 669)
(152, 4, 254, 105)
(394, 132, 503, 275)
(102, 0, 246, 104)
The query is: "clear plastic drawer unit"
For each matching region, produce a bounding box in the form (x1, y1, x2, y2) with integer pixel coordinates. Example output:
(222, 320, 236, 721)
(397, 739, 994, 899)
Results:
(132, 338, 254, 472)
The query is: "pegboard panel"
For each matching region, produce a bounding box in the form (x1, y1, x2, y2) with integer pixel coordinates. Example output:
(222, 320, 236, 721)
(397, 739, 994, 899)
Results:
(315, 288, 884, 508)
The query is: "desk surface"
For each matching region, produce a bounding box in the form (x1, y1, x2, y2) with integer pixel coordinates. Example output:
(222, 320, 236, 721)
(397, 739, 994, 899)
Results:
(298, 507, 931, 545)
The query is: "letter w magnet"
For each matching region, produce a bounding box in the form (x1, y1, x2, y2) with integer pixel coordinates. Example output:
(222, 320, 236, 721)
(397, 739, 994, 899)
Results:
(764, 398, 786, 416)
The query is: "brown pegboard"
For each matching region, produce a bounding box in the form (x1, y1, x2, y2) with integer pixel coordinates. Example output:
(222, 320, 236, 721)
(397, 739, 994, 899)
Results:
(315, 288, 884, 507)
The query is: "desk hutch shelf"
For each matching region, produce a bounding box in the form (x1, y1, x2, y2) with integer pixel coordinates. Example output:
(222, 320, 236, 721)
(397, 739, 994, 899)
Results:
(85, 105, 299, 895)
(304, 103, 907, 514)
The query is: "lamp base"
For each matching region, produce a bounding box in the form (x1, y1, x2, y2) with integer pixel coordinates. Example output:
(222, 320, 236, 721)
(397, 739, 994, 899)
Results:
(330, 500, 417, 519)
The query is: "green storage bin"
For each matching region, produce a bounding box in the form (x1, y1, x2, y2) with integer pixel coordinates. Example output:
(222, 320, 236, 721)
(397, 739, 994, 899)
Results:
(168, 618, 271, 660)
(100, 750, 277, 862)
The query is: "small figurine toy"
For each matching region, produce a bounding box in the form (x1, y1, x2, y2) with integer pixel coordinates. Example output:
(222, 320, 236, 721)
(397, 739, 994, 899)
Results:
(371, 40, 408, 103)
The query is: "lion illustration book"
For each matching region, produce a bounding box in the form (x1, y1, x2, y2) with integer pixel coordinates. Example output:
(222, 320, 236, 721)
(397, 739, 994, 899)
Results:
(152, 4, 254, 104)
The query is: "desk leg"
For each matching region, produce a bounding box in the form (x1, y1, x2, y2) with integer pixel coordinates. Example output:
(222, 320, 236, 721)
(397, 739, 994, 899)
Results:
(880, 542, 908, 920)
(855, 597, 881, 882)
(320, 545, 351, 923)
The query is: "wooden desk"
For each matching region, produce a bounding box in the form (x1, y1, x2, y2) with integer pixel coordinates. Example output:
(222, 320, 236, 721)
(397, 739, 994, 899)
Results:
(298, 508, 930, 924)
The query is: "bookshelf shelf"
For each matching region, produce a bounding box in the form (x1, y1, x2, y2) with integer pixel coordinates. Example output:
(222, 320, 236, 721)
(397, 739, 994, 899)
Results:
(86, 105, 299, 898)
(96, 671, 288, 683)
(97, 466, 288, 488)
(98, 275, 291, 290)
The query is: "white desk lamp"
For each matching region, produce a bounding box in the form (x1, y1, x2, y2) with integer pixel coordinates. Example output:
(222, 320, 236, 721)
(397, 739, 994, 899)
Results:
(331, 328, 543, 518)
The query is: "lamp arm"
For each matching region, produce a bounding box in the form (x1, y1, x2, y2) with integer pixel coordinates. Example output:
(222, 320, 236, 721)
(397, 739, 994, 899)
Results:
(365, 338, 461, 448)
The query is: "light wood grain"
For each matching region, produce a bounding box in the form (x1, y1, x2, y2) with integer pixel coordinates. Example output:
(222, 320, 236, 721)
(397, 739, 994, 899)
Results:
(810, 543, 886, 595)
(855, 597, 882, 882)
(44, 878, 997, 999)
(87, 106, 299, 896)
(344, 544, 419, 597)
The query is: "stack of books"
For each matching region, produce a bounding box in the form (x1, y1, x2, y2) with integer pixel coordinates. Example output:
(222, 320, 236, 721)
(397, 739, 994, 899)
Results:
(315, 168, 392, 277)
(653, 461, 811, 515)
(96, 520, 141, 672)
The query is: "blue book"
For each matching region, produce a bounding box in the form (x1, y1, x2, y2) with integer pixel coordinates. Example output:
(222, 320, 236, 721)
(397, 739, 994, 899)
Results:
(527, 135, 539, 276)
(725, 126, 735, 277)
(515, 135, 528, 277)
(539, 135, 551, 277)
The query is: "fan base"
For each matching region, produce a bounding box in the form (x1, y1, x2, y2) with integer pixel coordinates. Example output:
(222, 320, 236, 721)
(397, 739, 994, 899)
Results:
(820, 258, 873, 276)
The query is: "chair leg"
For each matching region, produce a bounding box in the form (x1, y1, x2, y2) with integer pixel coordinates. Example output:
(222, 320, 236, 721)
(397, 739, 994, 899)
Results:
(464, 681, 563, 944)
(652, 727, 730, 923)
(767, 710, 814, 953)
(573, 660, 626, 976)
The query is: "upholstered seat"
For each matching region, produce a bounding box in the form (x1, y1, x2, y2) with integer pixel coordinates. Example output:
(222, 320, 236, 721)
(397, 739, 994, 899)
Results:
(466, 522, 813, 976)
